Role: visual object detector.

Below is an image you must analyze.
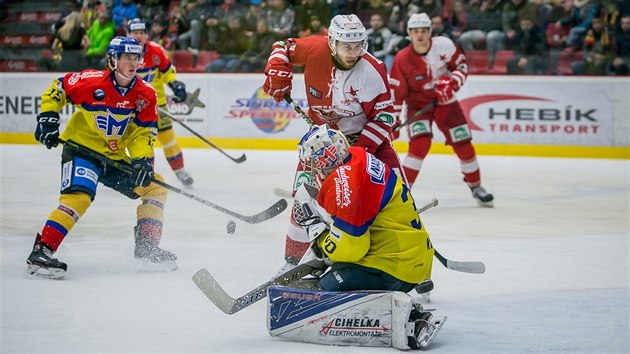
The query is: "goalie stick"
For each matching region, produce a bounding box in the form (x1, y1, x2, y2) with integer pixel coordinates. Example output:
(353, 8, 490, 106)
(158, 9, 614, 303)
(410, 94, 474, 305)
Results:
(193, 260, 321, 314)
(158, 108, 247, 164)
(192, 198, 483, 314)
(60, 139, 286, 224)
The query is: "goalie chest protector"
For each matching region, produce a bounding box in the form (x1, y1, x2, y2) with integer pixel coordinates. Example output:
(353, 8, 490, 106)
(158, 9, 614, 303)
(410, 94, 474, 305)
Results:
(267, 286, 412, 349)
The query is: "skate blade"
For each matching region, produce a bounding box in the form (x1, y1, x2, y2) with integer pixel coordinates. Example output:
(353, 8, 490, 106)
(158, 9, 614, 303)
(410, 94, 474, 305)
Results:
(419, 315, 447, 348)
(133, 258, 178, 272)
(25, 264, 65, 280)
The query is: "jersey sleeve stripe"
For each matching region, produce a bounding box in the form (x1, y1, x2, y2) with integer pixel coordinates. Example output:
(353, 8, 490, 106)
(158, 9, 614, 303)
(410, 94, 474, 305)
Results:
(379, 169, 397, 212)
(133, 116, 157, 128)
(332, 215, 372, 236)
(160, 62, 172, 74)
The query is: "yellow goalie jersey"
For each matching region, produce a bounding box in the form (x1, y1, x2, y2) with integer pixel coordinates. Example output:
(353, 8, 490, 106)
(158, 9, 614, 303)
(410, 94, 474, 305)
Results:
(317, 147, 434, 284)
(41, 70, 158, 161)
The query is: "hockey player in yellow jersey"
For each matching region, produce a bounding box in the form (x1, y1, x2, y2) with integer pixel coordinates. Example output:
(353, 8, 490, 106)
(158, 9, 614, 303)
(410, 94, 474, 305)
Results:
(127, 18, 194, 187)
(26, 37, 176, 280)
(293, 125, 434, 292)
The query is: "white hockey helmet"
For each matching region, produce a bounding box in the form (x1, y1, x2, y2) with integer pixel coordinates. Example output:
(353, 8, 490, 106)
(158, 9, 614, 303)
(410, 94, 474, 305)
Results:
(328, 14, 368, 55)
(298, 125, 350, 181)
(407, 13, 432, 35)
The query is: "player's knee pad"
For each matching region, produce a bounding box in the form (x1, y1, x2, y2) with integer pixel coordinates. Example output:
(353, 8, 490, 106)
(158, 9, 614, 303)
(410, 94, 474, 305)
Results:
(446, 123, 472, 146)
(407, 119, 433, 139)
(157, 127, 177, 148)
(136, 173, 167, 203)
(267, 286, 415, 350)
(58, 192, 91, 217)
(61, 153, 102, 200)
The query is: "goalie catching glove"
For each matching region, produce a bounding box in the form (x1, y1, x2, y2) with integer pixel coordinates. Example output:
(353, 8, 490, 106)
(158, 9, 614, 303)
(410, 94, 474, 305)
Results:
(292, 183, 331, 276)
(264, 63, 293, 102)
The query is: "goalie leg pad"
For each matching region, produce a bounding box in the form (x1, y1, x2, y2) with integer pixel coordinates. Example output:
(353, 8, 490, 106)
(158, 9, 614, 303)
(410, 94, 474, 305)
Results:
(267, 286, 415, 350)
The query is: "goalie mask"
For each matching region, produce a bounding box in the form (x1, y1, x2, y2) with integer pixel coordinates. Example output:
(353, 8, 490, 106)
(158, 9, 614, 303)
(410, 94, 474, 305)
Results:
(328, 14, 368, 57)
(298, 125, 350, 181)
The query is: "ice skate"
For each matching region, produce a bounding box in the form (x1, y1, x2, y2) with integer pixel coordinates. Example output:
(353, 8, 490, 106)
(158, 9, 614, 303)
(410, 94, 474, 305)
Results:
(470, 185, 494, 208)
(407, 304, 447, 349)
(175, 169, 194, 188)
(25, 234, 67, 280)
(134, 227, 177, 271)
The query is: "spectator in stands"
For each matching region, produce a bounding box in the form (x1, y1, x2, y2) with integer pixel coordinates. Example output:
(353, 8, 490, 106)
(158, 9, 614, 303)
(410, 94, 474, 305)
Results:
(167, 6, 189, 48)
(259, 0, 296, 37)
(138, 0, 168, 26)
(205, 16, 250, 72)
(53, 11, 90, 72)
(54, 0, 83, 33)
(149, 19, 174, 52)
(233, 19, 279, 72)
(85, 10, 115, 69)
(457, 0, 503, 58)
(387, 0, 416, 35)
(446, 0, 469, 42)
(610, 14, 630, 75)
(295, 0, 332, 36)
(546, 0, 578, 73)
(431, 15, 455, 39)
(366, 13, 394, 68)
(298, 15, 329, 37)
(572, 16, 614, 74)
(506, 16, 548, 74)
(205, 0, 247, 50)
(80, 0, 106, 29)
(112, 0, 139, 34)
(417, 0, 444, 19)
(177, 0, 215, 52)
(490, 0, 539, 68)
(565, 0, 601, 49)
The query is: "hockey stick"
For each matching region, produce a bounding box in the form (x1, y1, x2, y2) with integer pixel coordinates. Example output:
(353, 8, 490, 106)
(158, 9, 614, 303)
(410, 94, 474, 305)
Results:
(415, 198, 486, 274)
(284, 95, 315, 126)
(395, 100, 437, 131)
(158, 108, 246, 164)
(59, 139, 286, 224)
(193, 260, 320, 314)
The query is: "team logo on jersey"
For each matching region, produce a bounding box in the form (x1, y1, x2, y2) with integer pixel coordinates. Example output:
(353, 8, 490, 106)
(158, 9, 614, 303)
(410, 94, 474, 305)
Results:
(67, 70, 103, 85)
(374, 112, 394, 126)
(308, 86, 322, 99)
(347, 86, 359, 97)
(95, 110, 131, 138)
(135, 97, 147, 111)
(311, 106, 353, 125)
(333, 166, 352, 208)
(366, 154, 386, 184)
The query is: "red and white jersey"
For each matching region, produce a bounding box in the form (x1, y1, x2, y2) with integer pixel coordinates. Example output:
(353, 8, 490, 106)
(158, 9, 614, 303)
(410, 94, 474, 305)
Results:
(389, 36, 468, 113)
(269, 36, 396, 150)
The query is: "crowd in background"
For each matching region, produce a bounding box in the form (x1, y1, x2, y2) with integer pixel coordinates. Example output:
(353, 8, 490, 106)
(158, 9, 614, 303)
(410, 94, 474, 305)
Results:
(35, 0, 630, 75)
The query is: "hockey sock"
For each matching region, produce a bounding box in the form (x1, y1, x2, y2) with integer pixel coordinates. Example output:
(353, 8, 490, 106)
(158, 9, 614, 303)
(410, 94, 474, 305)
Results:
(158, 128, 185, 171)
(403, 137, 432, 187)
(136, 175, 167, 243)
(452, 142, 481, 186)
(40, 192, 91, 251)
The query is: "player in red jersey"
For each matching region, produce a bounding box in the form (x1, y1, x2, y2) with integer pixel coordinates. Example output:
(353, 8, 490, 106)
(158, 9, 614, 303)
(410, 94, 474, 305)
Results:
(26, 37, 176, 280)
(389, 13, 494, 207)
(127, 18, 194, 187)
(263, 14, 405, 268)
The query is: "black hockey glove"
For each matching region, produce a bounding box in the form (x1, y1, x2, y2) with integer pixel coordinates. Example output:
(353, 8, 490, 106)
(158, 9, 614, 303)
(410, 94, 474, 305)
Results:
(130, 158, 154, 187)
(168, 80, 187, 103)
(35, 111, 60, 149)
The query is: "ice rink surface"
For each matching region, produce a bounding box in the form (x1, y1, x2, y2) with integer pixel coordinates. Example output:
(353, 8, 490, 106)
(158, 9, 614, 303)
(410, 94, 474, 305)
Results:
(1, 144, 628, 353)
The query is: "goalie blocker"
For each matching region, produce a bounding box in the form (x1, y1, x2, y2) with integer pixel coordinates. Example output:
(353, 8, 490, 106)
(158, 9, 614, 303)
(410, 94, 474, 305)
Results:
(267, 286, 446, 349)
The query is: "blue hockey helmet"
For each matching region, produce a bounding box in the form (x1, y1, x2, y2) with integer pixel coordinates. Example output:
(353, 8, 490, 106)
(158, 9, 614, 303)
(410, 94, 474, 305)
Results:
(106, 36, 143, 71)
(298, 125, 350, 181)
(126, 18, 146, 34)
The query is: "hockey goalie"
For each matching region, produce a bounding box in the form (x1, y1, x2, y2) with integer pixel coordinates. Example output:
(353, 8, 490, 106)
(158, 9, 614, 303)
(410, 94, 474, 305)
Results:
(266, 125, 446, 350)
